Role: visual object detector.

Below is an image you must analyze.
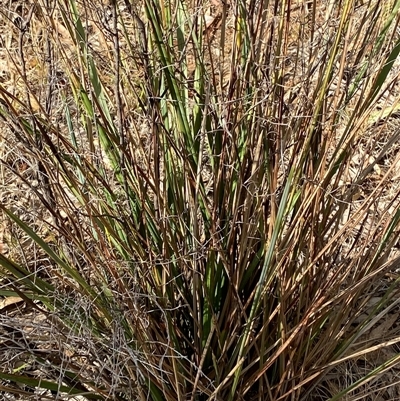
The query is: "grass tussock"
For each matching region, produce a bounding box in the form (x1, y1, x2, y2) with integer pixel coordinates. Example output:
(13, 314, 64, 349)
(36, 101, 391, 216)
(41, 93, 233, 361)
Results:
(1, 0, 400, 400)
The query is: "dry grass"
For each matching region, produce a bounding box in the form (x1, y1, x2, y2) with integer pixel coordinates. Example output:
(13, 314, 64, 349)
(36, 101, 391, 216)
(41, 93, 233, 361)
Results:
(1, 0, 400, 400)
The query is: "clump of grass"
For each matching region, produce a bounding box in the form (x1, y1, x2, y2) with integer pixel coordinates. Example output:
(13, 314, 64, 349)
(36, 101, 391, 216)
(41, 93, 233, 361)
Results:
(1, 0, 400, 400)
